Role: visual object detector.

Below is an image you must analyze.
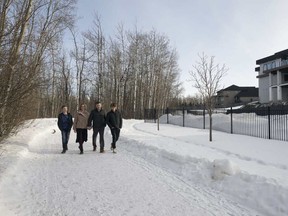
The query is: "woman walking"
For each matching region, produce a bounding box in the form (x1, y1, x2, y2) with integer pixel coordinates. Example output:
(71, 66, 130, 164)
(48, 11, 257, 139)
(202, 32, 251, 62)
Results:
(73, 104, 89, 154)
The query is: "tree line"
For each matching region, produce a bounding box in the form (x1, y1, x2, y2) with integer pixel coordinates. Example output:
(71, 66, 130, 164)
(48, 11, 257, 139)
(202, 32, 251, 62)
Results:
(0, 0, 183, 141)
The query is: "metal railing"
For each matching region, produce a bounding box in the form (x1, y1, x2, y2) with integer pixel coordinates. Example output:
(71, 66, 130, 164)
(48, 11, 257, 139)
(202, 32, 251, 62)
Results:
(144, 106, 288, 141)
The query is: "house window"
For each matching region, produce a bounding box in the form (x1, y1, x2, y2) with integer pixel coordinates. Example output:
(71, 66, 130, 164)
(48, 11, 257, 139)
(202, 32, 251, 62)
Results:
(284, 74, 288, 82)
(264, 61, 276, 71)
(282, 59, 288, 66)
(268, 63, 272, 70)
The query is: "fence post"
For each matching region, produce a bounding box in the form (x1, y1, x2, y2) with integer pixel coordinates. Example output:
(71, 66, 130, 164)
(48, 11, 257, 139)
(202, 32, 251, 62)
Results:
(154, 108, 157, 123)
(230, 107, 233, 134)
(203, 107, 205, 129)
(182, 107, 185, 127)
(166, 107, 169, 124)
(268, 106, 271, 139)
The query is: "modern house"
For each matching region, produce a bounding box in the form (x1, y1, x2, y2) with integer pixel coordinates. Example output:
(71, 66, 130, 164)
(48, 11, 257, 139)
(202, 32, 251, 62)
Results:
(215, 85, 259, 107)
(255, 49, 288, 103)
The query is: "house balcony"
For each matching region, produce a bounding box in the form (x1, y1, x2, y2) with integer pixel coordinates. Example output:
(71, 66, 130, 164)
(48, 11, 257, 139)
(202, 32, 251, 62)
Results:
(281, 59, 288, 67)
(263, 60, 288, 74)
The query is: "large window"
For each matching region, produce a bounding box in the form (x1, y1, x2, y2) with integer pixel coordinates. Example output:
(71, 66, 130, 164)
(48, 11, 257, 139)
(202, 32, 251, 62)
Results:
(263, 61, 276, 71)
(284, 74, 288, 82)
(281, 59, 288, 66)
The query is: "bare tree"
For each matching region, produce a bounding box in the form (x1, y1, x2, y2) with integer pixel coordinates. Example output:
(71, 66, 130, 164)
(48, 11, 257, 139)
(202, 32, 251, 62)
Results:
(69, 29, 94, 110)
(189, 53, 228, 141)
(0, 0, 76, 140)
(83, 14, 107, 104)
(121, 29, 182, 118)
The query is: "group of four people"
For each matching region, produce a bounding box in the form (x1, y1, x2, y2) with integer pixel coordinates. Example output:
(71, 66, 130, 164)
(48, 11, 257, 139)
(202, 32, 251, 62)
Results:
(57, 102, 122, 154)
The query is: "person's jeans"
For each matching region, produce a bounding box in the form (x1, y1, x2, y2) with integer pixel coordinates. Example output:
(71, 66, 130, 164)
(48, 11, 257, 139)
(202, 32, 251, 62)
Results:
(61, 130, 70, 150)
(110, 128, 120, 149)
(92, 127, 105, 148)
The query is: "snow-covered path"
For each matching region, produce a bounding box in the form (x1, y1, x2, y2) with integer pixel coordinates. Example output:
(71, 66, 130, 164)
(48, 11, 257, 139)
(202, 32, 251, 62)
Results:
(0, 119, 258, 216)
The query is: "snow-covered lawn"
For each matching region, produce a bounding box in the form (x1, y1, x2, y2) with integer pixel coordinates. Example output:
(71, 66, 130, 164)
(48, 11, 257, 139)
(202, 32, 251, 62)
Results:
(0, 118, 287, 215)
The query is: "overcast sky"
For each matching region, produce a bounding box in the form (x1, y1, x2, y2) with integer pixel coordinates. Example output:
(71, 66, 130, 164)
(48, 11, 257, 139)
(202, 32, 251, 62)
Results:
(74, 0, 288, 96)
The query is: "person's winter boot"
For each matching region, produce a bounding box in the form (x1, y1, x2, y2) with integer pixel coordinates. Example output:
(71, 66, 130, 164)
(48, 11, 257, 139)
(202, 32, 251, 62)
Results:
(100, 147, 104, 153)
(61, 149, 66, 154)
(79, 145, 83, 154)
(93, 145, 96, 151)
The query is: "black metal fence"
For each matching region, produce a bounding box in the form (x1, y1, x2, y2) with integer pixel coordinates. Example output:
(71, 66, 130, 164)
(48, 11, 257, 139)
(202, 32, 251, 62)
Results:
(144, 106, 288, 142)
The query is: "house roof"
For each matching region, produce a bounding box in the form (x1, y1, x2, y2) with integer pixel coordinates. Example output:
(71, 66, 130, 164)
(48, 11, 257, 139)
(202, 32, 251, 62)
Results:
(218, 85, 257, 92)
(235, 88, 259, 98)
(218, 85, 241, 92)
(217, 85, 259, 97)
(256, 49, 288, 65)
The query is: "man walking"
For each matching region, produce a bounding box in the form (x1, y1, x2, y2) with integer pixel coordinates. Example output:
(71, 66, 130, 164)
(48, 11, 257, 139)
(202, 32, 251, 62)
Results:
(87, 101, 106, 153)
(57, 105, 73, 154)
(106, 103, 122, 153)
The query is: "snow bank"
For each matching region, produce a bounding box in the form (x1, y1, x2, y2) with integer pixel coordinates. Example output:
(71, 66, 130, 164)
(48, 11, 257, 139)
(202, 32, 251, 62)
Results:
(212, 159, 240, 180)
(121, 121, 288, 216)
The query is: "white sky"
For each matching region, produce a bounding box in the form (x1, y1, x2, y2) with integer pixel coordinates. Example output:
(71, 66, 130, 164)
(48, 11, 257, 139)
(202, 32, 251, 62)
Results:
(75, 0, 288, 96)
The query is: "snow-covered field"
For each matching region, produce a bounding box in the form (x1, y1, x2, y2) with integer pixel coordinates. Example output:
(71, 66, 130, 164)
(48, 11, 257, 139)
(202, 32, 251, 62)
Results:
(0, 118, 288, 216)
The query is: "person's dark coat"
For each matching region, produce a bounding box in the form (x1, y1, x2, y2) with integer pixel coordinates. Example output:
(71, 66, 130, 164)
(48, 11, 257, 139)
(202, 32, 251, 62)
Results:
(57, 113, 73, 131)
(87, 109, 106, 128)
(106, 110, 122, 129)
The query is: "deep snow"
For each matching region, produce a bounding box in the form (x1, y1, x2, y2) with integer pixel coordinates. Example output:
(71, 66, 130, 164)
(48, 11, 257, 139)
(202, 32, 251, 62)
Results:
(0, 117, 287, 215)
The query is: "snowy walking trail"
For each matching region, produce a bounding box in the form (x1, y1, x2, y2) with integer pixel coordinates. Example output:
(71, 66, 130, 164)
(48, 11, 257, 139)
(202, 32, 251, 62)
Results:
(0, 118, 287, 215)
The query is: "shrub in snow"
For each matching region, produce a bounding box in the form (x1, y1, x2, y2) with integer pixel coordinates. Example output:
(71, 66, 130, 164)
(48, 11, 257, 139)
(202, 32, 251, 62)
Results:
(212, 159, 240, 180)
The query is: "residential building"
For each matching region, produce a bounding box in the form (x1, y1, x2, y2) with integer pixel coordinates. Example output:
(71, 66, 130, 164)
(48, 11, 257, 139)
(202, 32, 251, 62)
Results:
(215, 85, 259, 107)
(255, 49, 288, 103)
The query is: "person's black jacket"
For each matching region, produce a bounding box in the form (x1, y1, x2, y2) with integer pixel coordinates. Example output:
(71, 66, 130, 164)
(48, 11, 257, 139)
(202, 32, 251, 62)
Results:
(57, 113, 73, 131)
(87, 109, 106, 128)
(106, 110, 122, 129)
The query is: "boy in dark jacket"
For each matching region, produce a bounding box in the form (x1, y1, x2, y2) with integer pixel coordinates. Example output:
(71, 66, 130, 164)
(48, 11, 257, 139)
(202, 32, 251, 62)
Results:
(57, 105, 73, 154)
(87, 102, 106, 152)
(106, 103, 122, 153)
